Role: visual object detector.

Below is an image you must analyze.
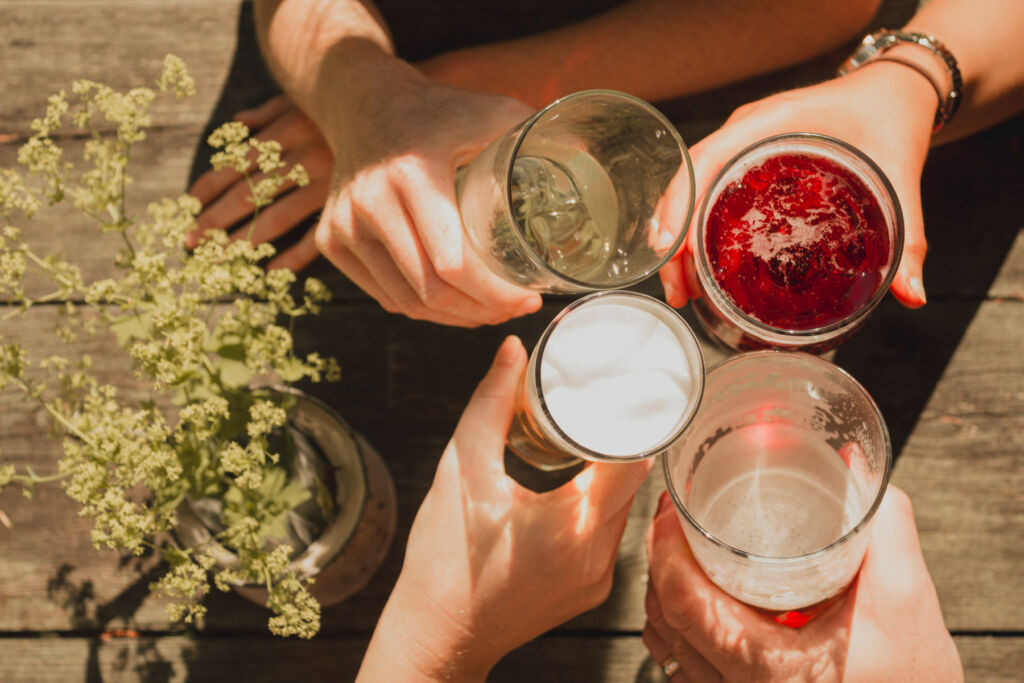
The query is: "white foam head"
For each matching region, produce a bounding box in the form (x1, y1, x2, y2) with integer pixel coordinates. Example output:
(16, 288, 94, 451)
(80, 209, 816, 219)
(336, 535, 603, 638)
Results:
(538, 296, 700, 457)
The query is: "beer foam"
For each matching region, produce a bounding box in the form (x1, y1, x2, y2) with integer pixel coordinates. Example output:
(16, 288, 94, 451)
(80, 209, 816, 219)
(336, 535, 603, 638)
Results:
(540, 301, 694, 456)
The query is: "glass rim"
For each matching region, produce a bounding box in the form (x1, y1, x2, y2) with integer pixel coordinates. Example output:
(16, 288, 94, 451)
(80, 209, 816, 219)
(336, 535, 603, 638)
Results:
(661, 350, 893, 563)
(504, 89, 695, 290)
(695, 132, 905, 341)
(532, 290, 706, 462)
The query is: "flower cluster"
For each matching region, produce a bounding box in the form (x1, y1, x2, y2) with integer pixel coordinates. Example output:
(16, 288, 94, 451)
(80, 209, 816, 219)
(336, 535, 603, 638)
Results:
(0, 55, 337, 638)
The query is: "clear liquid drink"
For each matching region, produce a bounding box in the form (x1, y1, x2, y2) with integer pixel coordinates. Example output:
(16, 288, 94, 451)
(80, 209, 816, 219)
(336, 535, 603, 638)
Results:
(663, 352, 890, 621)
(456, 90, 694, 293)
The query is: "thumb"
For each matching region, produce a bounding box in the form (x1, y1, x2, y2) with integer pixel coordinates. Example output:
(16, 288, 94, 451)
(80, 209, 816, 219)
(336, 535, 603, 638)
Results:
(451, 335, 527, 468)
(572, 457, 654, 521)
(857, 485, 934, 606)
(888, 181, 928, 308)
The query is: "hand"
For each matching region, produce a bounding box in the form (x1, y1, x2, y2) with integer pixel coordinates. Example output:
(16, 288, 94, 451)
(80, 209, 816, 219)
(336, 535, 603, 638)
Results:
(660, 62, 939, 309)
(186, 95, 333, 271)
(358, 336, 653, 680)
(643, 485, 963, 682)
(314, 58, 542, 327)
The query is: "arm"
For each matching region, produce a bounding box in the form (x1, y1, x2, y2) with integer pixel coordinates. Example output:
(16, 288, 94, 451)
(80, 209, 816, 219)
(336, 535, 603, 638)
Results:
(418, 0, 883, 108)
(249, 0, 541, 326)
(658, 0, 1024, 310)
(907, 0, 1024, 144)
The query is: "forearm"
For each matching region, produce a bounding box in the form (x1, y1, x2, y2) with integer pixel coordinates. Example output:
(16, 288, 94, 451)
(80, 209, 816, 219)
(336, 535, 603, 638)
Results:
(252, 0, 414, 136)
(418, 0, 881, 108)
(901, 0, 1024, 143)
(357, 578, 495, 683)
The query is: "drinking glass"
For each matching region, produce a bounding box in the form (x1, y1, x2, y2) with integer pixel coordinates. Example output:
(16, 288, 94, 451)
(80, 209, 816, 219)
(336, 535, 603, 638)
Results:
(457, 90, 694, 292)
(507, 290, 705, 471)
(692, 133, 904, 353)
(662, 351, 891, 625)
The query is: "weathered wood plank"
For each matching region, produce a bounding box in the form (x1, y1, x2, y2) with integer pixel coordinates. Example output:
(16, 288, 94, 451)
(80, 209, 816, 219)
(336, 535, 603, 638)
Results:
(0, 634, 1012, 682)
(2, 297, 1021, 634)
(0, 1, 246, 131)
(990, 230, 1024, 300)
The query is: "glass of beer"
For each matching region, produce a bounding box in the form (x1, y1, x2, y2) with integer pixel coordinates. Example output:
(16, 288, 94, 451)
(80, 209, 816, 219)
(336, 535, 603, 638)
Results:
(456, 90, 694, 293)
(662, 351, 891, 626)
(508, 290, 705, 471)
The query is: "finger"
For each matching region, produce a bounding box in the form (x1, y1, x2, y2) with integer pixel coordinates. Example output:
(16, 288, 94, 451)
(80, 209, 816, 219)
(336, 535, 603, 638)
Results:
(856, 486, 935, 606)
(350, 193, 520, 326)
(194, 155, 305, 239)
(335, 225, 486, 327)
(451, 336, 528, 468)
(646, 493, 776, 660)
(268, 224, 321, 272)
(314, 200, 402, 312)
(314, 236, 402, 314)
(660, 254, 689, 309)
(641, 622, 688, 682)
(887, 183, 928, 308)
(395, 164, 541, 319)
(572, 458, 654, 523)
(248, 105, 325, 152)
(234, 94, 291, 130)
(233, 178, 329, 246)
(188, 105, 325, 216)
(189, 165, 247, 209)
(644, 585, 720, 682)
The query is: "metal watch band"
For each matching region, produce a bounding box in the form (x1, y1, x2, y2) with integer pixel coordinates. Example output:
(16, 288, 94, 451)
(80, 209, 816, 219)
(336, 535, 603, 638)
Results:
(838, 29, 962, 134)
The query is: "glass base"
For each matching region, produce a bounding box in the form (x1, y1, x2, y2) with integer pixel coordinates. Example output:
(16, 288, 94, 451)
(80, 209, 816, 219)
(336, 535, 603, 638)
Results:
(753, 590, 848, 629)
(503, 447, 586, 493)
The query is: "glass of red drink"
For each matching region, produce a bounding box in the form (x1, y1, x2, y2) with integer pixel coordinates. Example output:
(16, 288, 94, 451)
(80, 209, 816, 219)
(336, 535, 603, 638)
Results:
(692, 133, 903, 352)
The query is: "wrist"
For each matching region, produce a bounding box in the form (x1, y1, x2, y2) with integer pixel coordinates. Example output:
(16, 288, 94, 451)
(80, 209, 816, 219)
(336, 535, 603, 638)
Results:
(838, 60, 940, 140)
(358, 576, 499, 682)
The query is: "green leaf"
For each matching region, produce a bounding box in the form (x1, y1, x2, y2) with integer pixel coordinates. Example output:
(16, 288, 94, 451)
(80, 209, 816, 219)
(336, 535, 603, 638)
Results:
(109, 313, 151, 345)
(213, 343, 247, 362)
(276, 477, 311, 510)
(218, 358, 252, 389)
(257, 476, 311, 544)
(275, 356, 306, 383)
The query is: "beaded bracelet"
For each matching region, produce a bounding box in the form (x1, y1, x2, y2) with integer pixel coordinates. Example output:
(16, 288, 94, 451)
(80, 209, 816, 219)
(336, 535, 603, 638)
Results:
(838, 29, 962, 134)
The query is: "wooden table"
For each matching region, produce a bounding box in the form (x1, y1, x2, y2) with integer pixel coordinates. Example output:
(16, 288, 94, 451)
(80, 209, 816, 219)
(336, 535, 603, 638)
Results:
(1, 1, 1021, 680)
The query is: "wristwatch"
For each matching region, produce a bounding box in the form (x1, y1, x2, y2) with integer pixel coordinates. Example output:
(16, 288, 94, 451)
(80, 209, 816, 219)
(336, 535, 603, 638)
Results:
(838, 29, 962, 134)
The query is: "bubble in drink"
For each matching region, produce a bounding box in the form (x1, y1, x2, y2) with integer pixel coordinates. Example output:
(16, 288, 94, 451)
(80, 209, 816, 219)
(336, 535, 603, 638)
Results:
(685, 422, 871, 610)
(705, 153, 891, 330)
(510, 154, 619, 282)
(688, 423, 865, 556)
(539, 300, 696, 456)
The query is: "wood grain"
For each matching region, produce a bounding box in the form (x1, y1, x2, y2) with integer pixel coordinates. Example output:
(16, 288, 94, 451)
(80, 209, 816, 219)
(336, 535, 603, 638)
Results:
(0, 634, 1014, 682)
(1, 0, 1022, 680)
(2, 299, 1021, 633)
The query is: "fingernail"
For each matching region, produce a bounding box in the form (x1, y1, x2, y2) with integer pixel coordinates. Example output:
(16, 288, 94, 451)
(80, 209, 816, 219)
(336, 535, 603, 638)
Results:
(662, 281, 677, 307)
(234, 109, 254, 121)
(909, 276, 927, 305)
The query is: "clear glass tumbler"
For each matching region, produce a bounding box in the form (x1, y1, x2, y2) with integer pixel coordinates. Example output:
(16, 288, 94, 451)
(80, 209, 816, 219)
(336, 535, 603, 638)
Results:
(457, 90, 694, 292)
(507, 290, 705, 471)
(692, 133, 903, 353)
(662, 351, 891, 625)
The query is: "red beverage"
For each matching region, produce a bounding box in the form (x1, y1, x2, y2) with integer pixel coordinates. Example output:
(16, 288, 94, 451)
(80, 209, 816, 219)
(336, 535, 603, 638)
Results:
(694, 134, 902, 352)
(706, 153, 890, 330)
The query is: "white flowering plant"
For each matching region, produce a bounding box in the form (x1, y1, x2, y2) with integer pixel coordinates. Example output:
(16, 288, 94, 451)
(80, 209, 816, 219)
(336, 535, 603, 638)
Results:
(0, 56, 340, 638)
